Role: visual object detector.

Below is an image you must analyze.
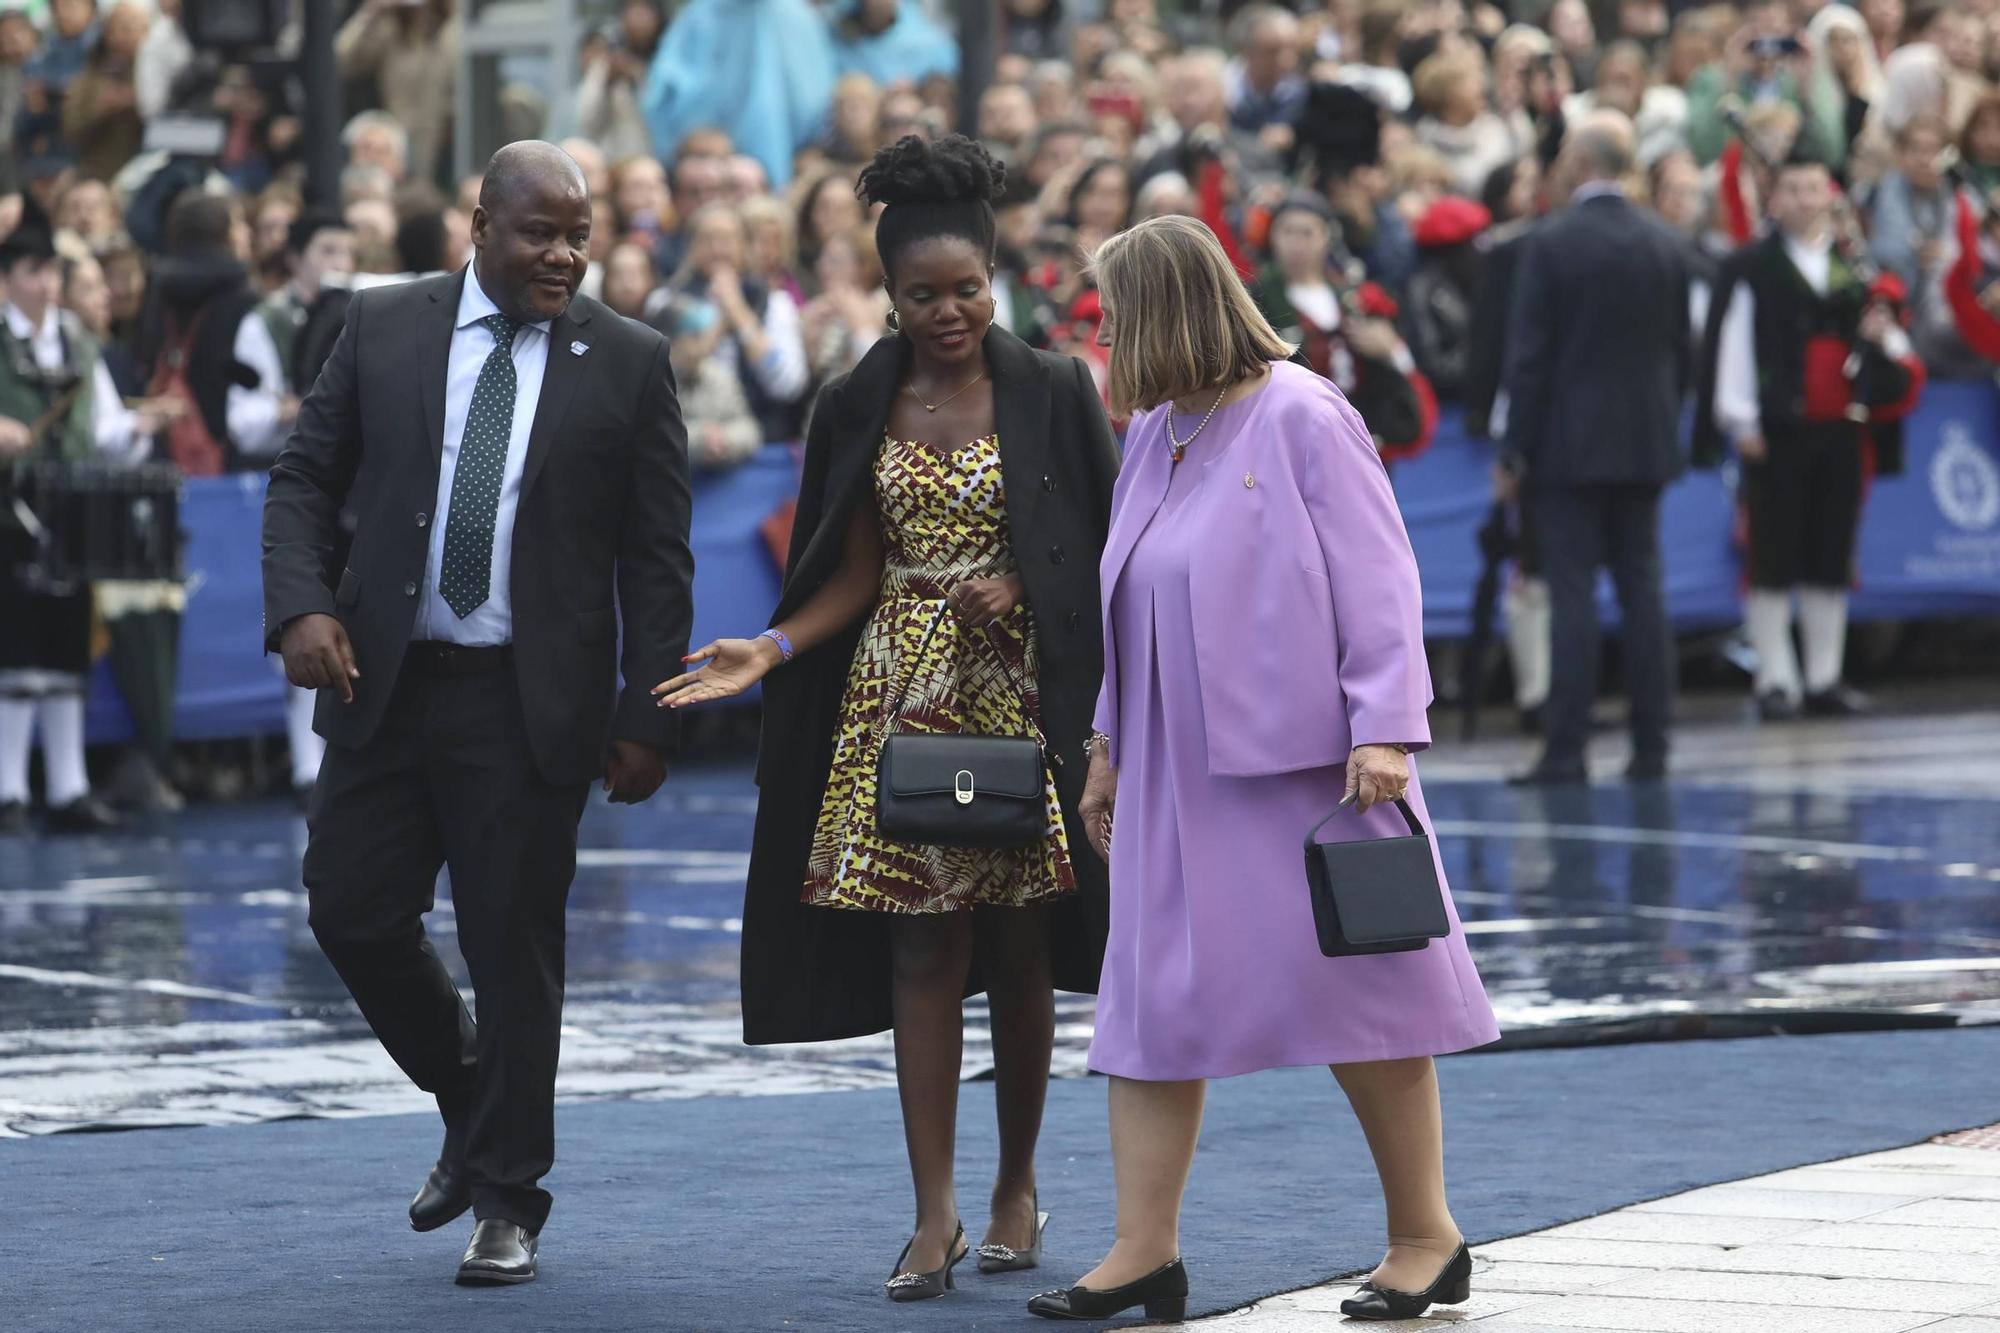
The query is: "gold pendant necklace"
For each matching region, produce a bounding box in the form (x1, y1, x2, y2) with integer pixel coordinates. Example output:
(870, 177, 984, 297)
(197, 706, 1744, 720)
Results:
(907, 368, 986, 413)
(1167, 386, 1229, 464)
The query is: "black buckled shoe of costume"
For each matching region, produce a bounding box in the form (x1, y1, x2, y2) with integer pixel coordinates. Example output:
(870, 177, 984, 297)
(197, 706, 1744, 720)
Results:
(1803, 683, 1870, 717)
(45, 794, 121, 833)
(1339, 1241, 1472, 1321)
(1028, 1257, 1189, 1323)
(455, 1219, 538, 1286)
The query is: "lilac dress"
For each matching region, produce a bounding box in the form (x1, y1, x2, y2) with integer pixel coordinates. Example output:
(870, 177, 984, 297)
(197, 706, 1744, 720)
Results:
(1087, 375, 1499, 1081)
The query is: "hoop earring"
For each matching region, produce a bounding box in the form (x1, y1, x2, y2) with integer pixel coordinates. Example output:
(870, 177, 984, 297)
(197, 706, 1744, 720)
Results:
(886, 308, 902, 333)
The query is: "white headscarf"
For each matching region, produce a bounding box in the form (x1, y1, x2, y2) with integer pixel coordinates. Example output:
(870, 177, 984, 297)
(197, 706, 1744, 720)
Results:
(1808, 5, 1884, 110)
(1878, 41, 1945, 135)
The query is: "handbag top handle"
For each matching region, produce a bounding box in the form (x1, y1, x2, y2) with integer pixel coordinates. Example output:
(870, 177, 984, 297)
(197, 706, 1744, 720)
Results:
(1305, 796, 1427, 849)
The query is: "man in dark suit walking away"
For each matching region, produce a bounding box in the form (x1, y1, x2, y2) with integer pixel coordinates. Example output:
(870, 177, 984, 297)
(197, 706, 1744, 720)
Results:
(1503, 111, 1690, 785)
(261, 141, 693, 1285)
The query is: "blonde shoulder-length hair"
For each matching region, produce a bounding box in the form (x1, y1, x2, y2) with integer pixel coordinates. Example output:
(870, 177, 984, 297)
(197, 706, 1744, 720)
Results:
(1090, 216, 1292, 418)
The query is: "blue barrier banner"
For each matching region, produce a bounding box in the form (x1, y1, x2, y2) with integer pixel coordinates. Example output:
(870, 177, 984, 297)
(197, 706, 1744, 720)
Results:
(86, 387, 2000, 743)
(1401, 383, 2000, 638)
(86, 448, 797, 743)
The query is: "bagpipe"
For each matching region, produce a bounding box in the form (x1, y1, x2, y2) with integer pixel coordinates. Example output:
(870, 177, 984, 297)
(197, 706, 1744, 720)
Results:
(9, 460, 184, 594)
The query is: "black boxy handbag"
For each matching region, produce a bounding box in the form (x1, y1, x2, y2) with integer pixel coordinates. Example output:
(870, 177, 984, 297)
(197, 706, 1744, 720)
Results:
(1303, 795, 1451, 957)
(874, 608, 1047, 849)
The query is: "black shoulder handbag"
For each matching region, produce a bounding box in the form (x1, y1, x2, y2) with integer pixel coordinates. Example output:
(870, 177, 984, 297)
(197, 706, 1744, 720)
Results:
(874, 605, 1048, 849)
(1303, 795, 1451, 957)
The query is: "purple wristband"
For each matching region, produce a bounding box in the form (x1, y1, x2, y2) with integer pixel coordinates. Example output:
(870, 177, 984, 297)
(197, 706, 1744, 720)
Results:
(759, 628, 794, 662)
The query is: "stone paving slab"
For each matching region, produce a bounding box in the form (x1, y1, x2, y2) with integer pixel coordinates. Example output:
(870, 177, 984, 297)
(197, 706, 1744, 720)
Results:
(1205, 1133, 2000, 1333)
(1627, 1184, 1924, 1220)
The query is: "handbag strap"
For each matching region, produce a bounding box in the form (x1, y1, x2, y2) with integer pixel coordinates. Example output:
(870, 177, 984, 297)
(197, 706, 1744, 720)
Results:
(1306, 796, 1427, 847)
(870, 593, 1047, 751)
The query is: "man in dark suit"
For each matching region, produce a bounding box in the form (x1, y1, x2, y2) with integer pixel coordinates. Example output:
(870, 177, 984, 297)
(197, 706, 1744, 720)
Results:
(1503, 111, 1690, 785)
(261, 141, 693, 1285)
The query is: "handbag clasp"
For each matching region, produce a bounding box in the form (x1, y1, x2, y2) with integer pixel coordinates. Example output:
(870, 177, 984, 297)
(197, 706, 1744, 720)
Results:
(954, 770, 975, 805)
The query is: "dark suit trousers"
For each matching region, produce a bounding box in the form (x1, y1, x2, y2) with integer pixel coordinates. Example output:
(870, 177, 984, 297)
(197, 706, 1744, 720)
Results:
(1536, 484, 1674, 766)
(303, 659, 589, 1233)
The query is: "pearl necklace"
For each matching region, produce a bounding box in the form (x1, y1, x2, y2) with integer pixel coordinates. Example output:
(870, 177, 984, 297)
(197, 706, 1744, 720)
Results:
(1167, 386, 1230, 464)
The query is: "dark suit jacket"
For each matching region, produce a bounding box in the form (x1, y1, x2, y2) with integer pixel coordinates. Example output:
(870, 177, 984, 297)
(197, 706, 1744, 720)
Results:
(1502, 193, 1692, 487)
(260, 268, 694, 786)
(1463, 216, 1534, 441)
(739, 327, 1120, 1045)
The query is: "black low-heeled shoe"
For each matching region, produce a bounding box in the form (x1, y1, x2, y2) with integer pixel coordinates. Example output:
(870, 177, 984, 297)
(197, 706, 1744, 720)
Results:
(977, 1194, 1050, 1274)
(886, 1222, 968, 1302)
(1338, 1241, 1472, 1321)
(1027, 1257, 1188, 1323)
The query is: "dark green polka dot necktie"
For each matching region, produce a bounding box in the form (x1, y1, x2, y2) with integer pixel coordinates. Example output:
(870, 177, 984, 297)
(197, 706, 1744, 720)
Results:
(439, 313, 520, 618)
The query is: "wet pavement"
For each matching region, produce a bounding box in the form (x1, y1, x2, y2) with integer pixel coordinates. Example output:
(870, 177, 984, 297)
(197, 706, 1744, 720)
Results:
(4, 703, 1999, 1135)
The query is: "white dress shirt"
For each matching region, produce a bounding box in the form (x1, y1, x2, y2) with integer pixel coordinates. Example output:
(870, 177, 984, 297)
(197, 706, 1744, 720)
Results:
(4, 303, 148, 462)
(413, 266, 552, 646)
(227, 309, 291, 458)
(1713, 233, 1832, 444)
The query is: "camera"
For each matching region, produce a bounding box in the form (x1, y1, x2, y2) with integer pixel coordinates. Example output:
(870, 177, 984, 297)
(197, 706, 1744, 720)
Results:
(1748, 34, 1803, 60)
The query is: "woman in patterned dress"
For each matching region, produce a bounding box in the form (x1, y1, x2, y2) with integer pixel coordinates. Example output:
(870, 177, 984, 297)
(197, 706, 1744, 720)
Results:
(654, 135, 1120, 1300)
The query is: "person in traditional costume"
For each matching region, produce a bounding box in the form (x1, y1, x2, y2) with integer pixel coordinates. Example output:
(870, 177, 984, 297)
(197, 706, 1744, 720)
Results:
(1696, 150, 1926, 720)
(0, 221, 161, 832)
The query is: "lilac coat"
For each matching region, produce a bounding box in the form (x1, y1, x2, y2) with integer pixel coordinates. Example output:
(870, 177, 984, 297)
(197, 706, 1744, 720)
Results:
(1092, 360, 1435, 770)
(1085, 360, 1498, 1078)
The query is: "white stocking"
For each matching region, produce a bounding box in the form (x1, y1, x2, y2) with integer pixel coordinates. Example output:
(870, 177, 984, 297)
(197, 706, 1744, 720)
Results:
(37, 693, 89, 806)
(285, 685, 324, 789)
(1504, 577, 1551, 710)
(1744, 589, 1801, 700)
(0, 698, 32, 803)
(1798, 587, 1850, 695)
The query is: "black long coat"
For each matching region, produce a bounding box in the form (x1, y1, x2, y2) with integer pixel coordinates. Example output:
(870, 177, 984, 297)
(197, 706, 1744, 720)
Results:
(740, 326, 1120, 1045)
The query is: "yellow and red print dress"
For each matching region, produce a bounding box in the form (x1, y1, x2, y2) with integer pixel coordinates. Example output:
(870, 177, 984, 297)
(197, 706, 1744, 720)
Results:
(803, 434, 1075, 914)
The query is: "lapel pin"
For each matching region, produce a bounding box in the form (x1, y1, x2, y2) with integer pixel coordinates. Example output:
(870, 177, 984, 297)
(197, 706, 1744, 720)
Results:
(570, 340, 589, 356)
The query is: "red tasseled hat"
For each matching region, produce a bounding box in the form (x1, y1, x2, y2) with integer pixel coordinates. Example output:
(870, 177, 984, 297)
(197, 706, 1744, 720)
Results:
(1413, 196, 1492, 249)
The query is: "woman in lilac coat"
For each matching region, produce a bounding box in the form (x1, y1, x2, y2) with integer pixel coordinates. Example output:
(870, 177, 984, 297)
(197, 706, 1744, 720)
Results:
(1028, 218, 1500, 1326)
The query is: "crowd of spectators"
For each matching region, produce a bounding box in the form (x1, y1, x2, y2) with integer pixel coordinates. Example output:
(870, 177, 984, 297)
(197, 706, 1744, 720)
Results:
(7, 0, 2000, 816)
(14, 0, 2000, 470)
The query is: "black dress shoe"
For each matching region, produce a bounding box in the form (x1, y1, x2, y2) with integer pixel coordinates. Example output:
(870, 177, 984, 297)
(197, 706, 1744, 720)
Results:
(1339, 1242, 1472, 1321)
(0, 801, 27, 835)
(45, 795, 121, 833)
(456, 1219, 538, 1286)
(1028, 1258, 1188, 1323)
(1756, 689, 1802, 722)
(1507, 761, 1588, 787)
(409, 1161, 472, 1232)
(1803, 683, 1870, 717)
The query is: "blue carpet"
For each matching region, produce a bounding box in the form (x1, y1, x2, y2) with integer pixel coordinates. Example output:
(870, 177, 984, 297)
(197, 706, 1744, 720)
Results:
(9, 1027, 1998, 1332)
